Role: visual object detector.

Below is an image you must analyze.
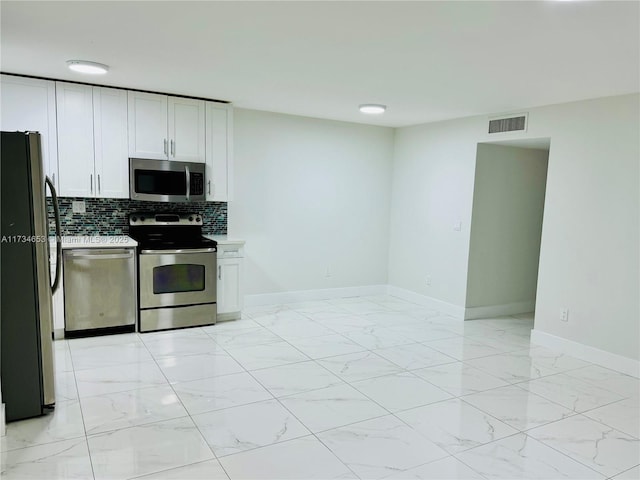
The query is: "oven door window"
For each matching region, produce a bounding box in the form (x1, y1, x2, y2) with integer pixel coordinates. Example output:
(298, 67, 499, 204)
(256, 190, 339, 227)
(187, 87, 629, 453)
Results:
(153, 264, 205, 294)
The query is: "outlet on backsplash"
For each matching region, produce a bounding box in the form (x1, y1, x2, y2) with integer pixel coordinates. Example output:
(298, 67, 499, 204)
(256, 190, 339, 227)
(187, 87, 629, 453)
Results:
(72, 200, 86, 214)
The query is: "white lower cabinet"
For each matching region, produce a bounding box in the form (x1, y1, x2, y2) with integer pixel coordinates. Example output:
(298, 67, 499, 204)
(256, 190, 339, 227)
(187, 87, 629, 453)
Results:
(216, 242, 244, 321)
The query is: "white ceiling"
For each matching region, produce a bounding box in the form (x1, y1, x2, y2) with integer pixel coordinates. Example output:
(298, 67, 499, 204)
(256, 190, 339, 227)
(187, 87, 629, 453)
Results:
(1, 1, 638, 127)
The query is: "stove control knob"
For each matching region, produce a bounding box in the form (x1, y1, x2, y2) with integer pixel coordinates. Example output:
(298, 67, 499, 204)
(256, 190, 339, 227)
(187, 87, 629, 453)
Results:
(189, 216, 194, 222)
(140, 216, 145, 222)
(196, 217, 201, 222)
(131, 216, 137, 222)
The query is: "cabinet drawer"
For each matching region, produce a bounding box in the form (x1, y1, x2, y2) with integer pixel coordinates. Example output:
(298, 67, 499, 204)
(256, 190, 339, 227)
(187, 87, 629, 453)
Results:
(217, 244, 244, 258)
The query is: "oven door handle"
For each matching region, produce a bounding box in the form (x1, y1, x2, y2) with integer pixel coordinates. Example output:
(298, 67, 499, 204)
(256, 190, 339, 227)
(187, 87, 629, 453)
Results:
(185, 165, 190, 201)
(140, 248, 217, 254)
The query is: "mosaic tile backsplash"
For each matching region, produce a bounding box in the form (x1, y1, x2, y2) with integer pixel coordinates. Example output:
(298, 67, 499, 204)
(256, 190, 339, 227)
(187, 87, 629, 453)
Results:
(47, 197, 227, 236)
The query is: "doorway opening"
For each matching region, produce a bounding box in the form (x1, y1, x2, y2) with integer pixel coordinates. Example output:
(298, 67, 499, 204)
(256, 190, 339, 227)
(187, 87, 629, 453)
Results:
(465, 138, 551, 326)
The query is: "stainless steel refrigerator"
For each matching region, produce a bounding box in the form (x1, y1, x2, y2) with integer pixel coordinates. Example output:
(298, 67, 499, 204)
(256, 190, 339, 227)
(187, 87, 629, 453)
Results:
(1, 131, 61, 421)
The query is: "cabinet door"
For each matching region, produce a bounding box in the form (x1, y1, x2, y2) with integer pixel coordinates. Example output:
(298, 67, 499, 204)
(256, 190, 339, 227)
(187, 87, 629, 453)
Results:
(168, 97, 205, 163)
(217, 257, 242, 314)
(205, 103, 233, 201)
(56, 82, 95, 197)
(0, 75, 59, 189)
(93, 87, 129, 198)
(128, 91, 168, 160)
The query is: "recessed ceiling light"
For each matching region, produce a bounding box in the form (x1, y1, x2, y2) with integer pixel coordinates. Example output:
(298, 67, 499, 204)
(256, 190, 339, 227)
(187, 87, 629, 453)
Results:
(359, 104, 386, 114)
(66, 60, 109, 75)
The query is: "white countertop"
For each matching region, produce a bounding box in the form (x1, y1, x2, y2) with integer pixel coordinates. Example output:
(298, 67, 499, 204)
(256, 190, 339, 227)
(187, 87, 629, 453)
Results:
(204, 234, 245, 245)
(50, 236, 138, 249)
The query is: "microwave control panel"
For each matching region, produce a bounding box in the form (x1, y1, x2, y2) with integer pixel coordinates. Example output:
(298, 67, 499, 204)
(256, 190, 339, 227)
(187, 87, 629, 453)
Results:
(190, 173, 204, 196)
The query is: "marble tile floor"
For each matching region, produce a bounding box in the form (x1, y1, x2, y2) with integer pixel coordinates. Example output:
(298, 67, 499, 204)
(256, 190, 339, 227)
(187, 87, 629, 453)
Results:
(1, 295, 638, 479)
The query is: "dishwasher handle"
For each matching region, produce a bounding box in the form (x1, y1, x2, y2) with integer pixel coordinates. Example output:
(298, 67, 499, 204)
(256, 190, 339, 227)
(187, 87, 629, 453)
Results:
(65, 249, 134, 260)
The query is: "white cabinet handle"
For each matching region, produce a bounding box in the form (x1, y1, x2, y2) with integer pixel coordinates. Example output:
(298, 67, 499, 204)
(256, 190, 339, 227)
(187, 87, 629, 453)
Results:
(218, 265, 221, 280)
(90, 174, 93, 194)
(171, 140, 175, 157)
(97, 174, 101, 194)
(164, 139, 168, 155)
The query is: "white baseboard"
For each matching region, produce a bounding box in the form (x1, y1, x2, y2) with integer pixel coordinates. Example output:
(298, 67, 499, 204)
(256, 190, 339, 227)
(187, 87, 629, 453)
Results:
(531, 329, 640, 378)
(244, 285, 388, 307)
(244, 284, 530, 322)
(241, 285, 639, 379)
(1, 403, 6, 436)
(386, 285, 465, 319)
(464, 300, 535, 320)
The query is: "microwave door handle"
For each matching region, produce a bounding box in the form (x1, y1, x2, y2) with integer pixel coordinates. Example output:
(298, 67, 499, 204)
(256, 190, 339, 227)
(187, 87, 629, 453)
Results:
(185, 165, 190, 201)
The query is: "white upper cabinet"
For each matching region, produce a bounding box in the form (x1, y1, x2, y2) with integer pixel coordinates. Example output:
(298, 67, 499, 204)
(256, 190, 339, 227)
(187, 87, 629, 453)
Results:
(127, 91, 168, 160)
(56, 82, 94, 197)
(93, 87, 129, 198)
(2, 74, 223, 199)
(128, 92, 205, 162)
(168, 97, 205, 162)
(205, 102, 233, 201)
(56, 82, 129, 198)
(0, 75, 59, 188)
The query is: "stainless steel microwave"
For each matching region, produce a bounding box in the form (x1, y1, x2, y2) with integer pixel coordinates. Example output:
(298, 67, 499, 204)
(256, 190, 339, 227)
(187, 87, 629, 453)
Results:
(129, 158, 205, 202)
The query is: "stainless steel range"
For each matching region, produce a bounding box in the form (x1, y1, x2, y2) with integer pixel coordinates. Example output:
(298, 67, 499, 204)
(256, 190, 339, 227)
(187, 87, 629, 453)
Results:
(128, 212, 217, 333)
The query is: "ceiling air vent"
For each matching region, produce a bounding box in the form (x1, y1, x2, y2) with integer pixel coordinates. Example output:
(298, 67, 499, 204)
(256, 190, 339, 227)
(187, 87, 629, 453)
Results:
(488, 113, 528, 134)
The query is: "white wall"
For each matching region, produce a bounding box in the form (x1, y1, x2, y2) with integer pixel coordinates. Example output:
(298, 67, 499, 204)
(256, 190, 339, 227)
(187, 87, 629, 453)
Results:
(532, 95, 639, 362)
(389, 94, 639, 361)
(229, 94, 638, 362)
(388, 117, 479, 307)
(466, 144, 548, 310)
(229, 109, 394, 297)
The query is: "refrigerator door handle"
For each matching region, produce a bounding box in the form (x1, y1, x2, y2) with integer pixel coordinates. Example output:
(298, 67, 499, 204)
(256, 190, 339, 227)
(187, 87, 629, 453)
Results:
(45, 176, 62, 294)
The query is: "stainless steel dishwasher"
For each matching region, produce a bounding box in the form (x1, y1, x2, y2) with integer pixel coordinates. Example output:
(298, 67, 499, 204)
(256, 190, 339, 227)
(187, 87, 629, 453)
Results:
(63, 248, 137, 334)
